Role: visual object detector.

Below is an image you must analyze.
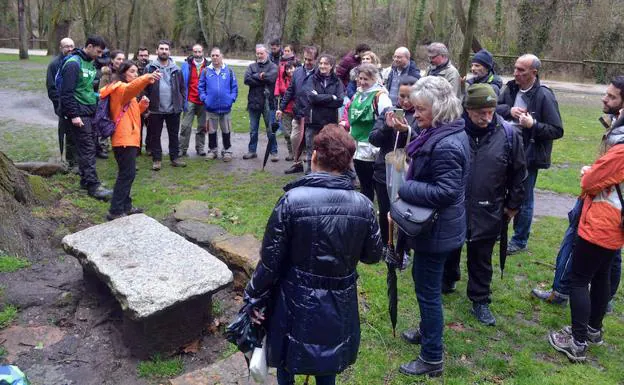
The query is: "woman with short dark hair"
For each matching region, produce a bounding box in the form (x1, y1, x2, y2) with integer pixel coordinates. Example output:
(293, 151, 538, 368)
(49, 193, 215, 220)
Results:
(245, 124, 383, 385)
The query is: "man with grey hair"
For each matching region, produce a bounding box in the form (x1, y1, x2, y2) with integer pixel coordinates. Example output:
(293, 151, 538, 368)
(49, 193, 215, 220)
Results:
(243, 44, 279, 160)
(385, 47, 420, 105)
(497, 53, 563, 254)
(179, 43, 210, 157)
(424, 42, 461, 98)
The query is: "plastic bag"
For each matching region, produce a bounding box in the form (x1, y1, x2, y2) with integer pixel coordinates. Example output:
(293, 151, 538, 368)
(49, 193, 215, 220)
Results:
(385, 125, 411, 200)
(225, 304, 265, 355)
(249, 336, 268, 383)
(0, 365, 31, 385)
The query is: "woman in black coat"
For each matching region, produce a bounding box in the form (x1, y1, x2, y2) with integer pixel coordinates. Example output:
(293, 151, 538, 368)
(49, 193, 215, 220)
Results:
(245, 124, 383, 385)
(397, 76, 470, 378)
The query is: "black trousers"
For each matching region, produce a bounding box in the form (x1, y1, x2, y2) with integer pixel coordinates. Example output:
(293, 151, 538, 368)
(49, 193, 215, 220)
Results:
(148, 113, 181, 161)
(446, 237, 497, 304)
(569, 236, 617, 343)
(353, 159, 375, 203)
(58, 116, 77, 166)
(109, 146, 138, 215)
(69, 116, 100, 192)
(374, 180, 391, 244)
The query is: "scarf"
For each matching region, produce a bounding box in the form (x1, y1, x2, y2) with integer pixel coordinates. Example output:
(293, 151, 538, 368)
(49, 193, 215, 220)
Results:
(406, 127, 435, 177)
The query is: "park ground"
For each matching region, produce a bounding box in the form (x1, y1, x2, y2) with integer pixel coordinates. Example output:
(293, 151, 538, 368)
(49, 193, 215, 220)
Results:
(0, 53, 622, 384)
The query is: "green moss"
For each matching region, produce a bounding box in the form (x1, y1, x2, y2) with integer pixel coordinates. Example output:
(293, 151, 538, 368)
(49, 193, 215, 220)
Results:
(136, 355, 184, 379)
(0, 304, 18, 329)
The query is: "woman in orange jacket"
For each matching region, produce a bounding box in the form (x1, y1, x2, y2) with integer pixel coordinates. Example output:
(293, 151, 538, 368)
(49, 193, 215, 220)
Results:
(549, 118, 624, 362)
(99, 60, 161, 220)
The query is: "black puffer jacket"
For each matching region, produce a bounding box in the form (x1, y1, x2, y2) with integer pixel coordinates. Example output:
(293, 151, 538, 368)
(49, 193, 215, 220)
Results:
(244, 60, 278, 111)
(463, 114, 526, 241)
(496, 78, 563, 169)
(245, 172, 383, 375)
(302, 69, 345, 129)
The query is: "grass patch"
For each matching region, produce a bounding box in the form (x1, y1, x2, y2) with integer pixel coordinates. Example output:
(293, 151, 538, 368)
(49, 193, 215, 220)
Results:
(0, 253, 31, 273)
(136, 355, 184, 379)
(0, 304, 18, 329)
(0, 120, 58, 162)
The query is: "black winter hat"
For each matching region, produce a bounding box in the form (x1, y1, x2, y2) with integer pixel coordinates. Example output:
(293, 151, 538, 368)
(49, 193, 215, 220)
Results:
(472, 49, 493, 71)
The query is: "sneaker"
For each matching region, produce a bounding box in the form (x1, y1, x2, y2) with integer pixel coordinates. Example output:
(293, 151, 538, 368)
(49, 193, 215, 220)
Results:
(222, 151, 233, 162)
(152, 161, 161, 171)
(270, 153, 279, 162)
(242, 152, 257, 160)
(96, 151, 109, 160)
(125, 207, 144, 215)
(88, 186, 113, 202)
(285, 154, 294, 161)
(531, 288, 569, 305)
(399, 357, 443, 377)
(401, 328, 422, 345)
(197, 150, 207, 157)
(171, 159, 187, 167)
(284, 162, 304, 174)
(206, 150, 218, 160)
(441, 281, 456, 294)
(106, 212, 126, 221)
(561, 325, 604, 346)
(548, 329, 587, 362)
(471, 303, 496, 326)
(507, 243, 527, 255)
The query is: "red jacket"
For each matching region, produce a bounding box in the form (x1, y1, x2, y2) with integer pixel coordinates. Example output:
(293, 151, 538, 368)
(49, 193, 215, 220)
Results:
(578, 144, 624, 250)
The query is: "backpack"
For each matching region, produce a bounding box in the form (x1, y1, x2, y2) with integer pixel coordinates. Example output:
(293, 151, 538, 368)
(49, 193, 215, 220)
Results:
(93, 96, 129, 138)
(54, 54, 79, 96)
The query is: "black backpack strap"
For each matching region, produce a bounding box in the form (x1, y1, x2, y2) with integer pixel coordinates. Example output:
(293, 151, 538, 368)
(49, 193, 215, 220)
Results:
(615, 184, 624, 229)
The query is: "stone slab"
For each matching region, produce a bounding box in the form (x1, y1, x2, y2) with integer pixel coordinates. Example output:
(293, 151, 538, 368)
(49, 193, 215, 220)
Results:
(0, 325, 65, 362)
(170, 352, 277, 385)
(173, 200, 215, 222)
(61, 214, 233, 320)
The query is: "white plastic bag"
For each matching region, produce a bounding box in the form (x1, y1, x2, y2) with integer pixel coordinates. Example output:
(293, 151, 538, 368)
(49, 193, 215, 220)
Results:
(249, 336, 268, 383)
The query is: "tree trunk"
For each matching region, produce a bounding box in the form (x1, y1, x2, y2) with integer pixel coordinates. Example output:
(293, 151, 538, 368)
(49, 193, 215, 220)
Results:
(434, 0, 447, 42)
(196, 0, 210, 46)
(453, 0, 483, 53)
(78, 0, 92, 40)
(458, 0, 480, 80)
(46, 0, 71, 56)
(124, 0, 138, 54)
(263, 0, 289, 45)
(17, 0, 29, 59)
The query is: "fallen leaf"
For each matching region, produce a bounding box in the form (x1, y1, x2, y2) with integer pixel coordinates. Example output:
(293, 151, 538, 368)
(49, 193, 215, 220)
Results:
(182, 339, 200, 353)
(447, 322, 467, 332)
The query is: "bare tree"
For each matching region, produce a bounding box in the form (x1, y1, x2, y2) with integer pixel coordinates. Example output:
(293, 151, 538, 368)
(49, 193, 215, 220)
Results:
(18, 0, 29, 59)
(458, 0, 480, 80)
(453, 0, 483, 53)
(263, 0, 289, 44)
(47, 0, 71, 56)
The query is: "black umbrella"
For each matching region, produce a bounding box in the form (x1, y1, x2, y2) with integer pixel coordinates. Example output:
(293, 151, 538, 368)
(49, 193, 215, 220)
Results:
(385, 217, 401, 337)
(499, 214, 511, 279)
(225, 304, 265, 356)
(262, 121, 280, 171)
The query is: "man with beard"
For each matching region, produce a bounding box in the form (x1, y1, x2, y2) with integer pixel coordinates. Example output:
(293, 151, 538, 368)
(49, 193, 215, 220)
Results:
(179, 44, 210, 157)
(133, 47, 150, 75)
(466, 49, 503, 96)
(144, 40, 187, 171)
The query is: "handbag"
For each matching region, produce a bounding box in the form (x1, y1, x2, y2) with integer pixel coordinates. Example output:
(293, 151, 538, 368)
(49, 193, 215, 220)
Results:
(389, 198, 438, 238)
(385, 125, 411, 200)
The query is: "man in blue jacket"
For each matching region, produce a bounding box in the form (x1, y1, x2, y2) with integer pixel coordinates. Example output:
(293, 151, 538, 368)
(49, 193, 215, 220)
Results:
(198, 47, 238, 162)
(179, 44, 210, 157)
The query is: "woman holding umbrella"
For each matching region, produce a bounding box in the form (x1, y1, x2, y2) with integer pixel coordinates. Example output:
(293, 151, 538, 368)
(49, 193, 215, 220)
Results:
(245, 124, 383, 385)
(397, 76, 470, 377)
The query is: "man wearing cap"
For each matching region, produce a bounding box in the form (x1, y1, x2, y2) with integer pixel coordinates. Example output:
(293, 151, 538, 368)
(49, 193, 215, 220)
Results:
(466, 49, 503, 96)
(442, 84, 526, 326)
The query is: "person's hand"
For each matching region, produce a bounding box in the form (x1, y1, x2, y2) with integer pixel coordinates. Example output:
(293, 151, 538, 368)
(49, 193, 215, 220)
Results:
(71, 117, 84, 127)
(510, 107, 527, 120)
(250, 308, 265, 325)
(385, 110, 395, 128)
(504, 207, 519, 219)
(518, 112, 534, 128)
(149, 70, 162, 83)
(580, 165, 591, 176)
(259, 72, 265, 80)
(276, 110, 283, 120)
(338, 121, 347, 129)
(393, 117, 409, 133)
(139, 96, 150, 108)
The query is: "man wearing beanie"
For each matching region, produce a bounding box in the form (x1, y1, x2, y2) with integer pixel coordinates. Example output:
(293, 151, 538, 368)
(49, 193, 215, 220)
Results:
(467, 49, 503, 95)
(442, 84, 527, 326)
(497, 54, 563, 255)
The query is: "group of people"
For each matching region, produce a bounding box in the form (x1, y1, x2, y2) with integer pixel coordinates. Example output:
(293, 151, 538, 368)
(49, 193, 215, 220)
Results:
(44, 35, 624, 383)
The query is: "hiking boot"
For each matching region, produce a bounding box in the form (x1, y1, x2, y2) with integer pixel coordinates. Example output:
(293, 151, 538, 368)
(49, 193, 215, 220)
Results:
(401, 328, 422, 345)
(222, 151, 233, 162)
(88, 186, 113, 202)
(171, 159, 187, 167)
(471, 303, 496, 326)
(152, 161, 161, 171)
(561, 325, 604, 346)
(206, 150, 218, 160)
(243, 152, 257, 160)
(270, 153, 279, 162)
(399, 357, 443, 377)
(549, 329, 588, 362)
(507, 243, 527, 255)
(106, 212, 127, 221)
(284, 162, 304, 174)
(531, 288, 569, 306)
(179, 151, 189, 158)
(441, 281, 456, 294)
(96, 151, 109, 160)
(197, 150, 207, 157)
(285, 154, 294, 161)
(125, 207, 144, 215)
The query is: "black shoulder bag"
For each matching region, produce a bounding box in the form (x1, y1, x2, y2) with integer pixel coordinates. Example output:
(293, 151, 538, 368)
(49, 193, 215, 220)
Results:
(615, 184, 624, 230)
(390, 198, 439, 237)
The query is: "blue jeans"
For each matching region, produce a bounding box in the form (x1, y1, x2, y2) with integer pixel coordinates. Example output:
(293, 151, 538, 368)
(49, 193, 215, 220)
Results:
(276, 368, 335, 385)
(248, 106, 277, 154)
(511, 168, 538, 248)
(412, 249, 450, 363)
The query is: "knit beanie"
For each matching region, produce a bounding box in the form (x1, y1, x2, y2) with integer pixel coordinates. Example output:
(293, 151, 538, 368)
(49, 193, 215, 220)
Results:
(465, 84, 497, 109)
(472, 49, 493, 71)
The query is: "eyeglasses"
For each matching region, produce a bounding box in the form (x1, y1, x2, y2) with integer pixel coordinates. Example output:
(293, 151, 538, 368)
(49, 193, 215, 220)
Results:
(428, 54, 439, 60)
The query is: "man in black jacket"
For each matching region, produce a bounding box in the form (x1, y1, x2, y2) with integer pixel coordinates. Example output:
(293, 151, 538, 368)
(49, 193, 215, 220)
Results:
(243, 44, 279, 160)
(46, 37, 76, 168)
(445, 84, 526, 326)
(497, 54, 563, 255)
(277, 45, 318, 174)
